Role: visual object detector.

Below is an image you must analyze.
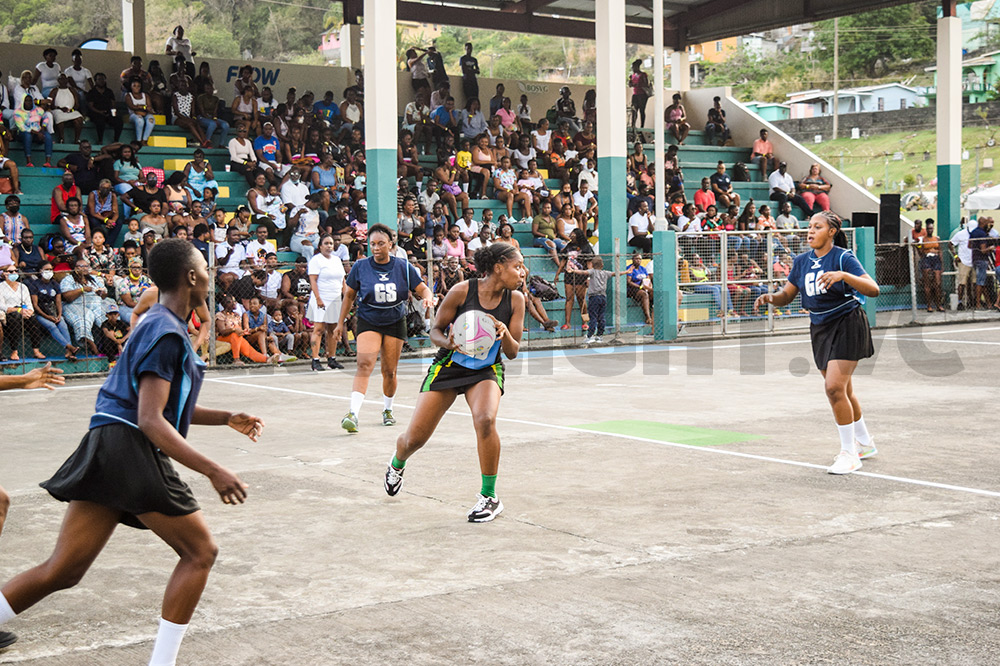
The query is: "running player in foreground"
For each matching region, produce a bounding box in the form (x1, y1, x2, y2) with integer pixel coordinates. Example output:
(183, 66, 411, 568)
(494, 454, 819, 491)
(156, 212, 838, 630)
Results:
(0, 363, 64, 652)
(384, 243, 525, 522)
(755, 211, 880, 474)
(0, 240, 264, 666)
(334, 224, 434, 431)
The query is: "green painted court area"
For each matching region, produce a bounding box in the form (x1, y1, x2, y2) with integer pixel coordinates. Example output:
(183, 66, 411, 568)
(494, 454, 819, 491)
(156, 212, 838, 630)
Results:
(574, 420, 766, 447)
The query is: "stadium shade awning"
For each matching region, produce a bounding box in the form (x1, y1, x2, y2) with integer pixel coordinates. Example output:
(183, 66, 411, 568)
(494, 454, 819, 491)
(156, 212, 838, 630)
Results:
(386, 0, 923, 48)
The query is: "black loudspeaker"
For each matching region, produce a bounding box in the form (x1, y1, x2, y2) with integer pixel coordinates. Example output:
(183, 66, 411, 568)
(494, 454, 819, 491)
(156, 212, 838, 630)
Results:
(852, 212, 877, 229)
(879, 194, 902, 244)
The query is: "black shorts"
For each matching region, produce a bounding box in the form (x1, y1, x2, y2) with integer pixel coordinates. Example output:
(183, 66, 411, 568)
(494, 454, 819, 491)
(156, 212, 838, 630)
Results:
(421, 350, 505, 395)
(565, 273, 588, 287)
(919, 254, 942, 272)
(41, 423, 200, 530)
(356, 315, 407, 341)
(810, 306, 875, 372)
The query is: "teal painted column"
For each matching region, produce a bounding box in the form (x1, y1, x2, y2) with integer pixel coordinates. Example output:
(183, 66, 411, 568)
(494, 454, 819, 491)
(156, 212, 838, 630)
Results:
(597, 156, 626, 257)
(652, 230, 678, 341)
(368, 148, 397, 231)
(937, 164, 961, 240)
(363, 0, 397, 233)
(936, 10, 961, 239)
(855, 226, 877, 327)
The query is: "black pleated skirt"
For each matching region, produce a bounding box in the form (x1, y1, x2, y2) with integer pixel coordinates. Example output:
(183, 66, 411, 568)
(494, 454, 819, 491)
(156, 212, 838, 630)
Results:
(40, 423, 200, 530)
(810, 305, 875, 372)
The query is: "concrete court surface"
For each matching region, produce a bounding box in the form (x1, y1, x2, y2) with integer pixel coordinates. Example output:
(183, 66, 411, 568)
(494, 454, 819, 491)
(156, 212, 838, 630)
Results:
(0, 322, 998, 665)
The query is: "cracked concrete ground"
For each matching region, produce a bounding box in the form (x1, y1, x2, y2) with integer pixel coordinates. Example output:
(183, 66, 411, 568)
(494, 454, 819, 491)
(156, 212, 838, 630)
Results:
(1, 323, 998, 665)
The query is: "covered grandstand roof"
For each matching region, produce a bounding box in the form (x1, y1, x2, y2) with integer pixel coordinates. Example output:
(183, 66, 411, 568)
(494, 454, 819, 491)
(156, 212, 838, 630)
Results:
(390, 0, 925, 48)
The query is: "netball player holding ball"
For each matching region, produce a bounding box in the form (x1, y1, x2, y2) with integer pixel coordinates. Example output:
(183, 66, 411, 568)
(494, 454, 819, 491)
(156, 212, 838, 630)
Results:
(755, 211, 880, 475)
(385, 242, 525, 522)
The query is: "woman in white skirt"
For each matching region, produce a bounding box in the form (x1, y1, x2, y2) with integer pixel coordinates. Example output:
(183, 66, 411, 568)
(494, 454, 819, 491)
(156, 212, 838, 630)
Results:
(308, 234, 347, 371)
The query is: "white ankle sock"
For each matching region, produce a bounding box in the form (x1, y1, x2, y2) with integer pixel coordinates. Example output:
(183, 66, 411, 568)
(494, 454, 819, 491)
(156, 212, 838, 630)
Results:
(148, 618, 188, 666)
(853, 416, 871, 446)
(350, 391, 365, 416)
(837, 423, 856, 455)
(384, 395, 394, 411)
(0, 592, 16, 625)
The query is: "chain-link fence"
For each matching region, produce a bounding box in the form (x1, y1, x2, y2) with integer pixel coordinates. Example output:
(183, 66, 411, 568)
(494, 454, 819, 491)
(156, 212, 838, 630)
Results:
(874, 239, 1000, 327)
(673, 228, 858, 337)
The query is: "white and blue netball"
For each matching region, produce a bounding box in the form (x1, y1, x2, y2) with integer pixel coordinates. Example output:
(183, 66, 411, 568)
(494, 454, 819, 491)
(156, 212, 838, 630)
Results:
(452, 309, 497, 361)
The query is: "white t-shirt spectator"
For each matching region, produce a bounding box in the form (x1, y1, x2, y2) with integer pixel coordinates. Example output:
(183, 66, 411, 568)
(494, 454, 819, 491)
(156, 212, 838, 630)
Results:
(950, 224, 973, 267)
(65, 66, 93, 92)
(531, 129, 551, 152)
(676, 214, 702, 236)
(776, 212, 800, 230)
(512, 148, 535, 171)
(308, 252, 346, 301)
(262, 270, 282, 300)
(244, 239, 273, 267)
(768, 169, 795, 196)
(456, 218, 479, 240)
(166, 36, 194, 61)
(467, 236, 493, 253)
(216, 241, 247, 276)
(573, 190, 595, 212)
(628, 211, 652, 241)
(578, 169, 598, 193)
(36, 61, 62, 92)
(280, 180, 309, 217)
(333, 243, 350, 262)
(418, 190, 439, 214)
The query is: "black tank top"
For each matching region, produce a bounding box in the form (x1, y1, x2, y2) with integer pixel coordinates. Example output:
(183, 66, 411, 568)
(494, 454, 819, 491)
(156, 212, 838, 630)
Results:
(434, 279, 513, 368)
(458, 278, 513, 327)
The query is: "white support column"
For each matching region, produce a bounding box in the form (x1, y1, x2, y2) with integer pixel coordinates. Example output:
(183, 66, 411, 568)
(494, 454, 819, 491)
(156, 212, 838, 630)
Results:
(596, 0, 627, 259)
(364, 0, 398, 229)
(122, 0, 146, 57)
(937, 5, 962, 239)
(653, 0, 666, 231)
(670, 49, 690, 92)
(340, 23, 362, 70)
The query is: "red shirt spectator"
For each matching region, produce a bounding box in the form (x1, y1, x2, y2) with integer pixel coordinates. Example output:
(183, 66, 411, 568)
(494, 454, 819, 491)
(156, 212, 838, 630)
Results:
(694, 186, 716, 213)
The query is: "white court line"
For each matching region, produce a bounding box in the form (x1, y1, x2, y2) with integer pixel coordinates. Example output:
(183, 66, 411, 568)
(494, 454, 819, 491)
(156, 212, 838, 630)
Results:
(890, 336, 1000, 346)
(206, 378, 1000, 500)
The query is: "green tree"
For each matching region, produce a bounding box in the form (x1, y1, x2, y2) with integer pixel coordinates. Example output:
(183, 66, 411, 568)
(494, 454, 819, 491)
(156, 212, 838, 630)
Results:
(813, 4, 935, 78)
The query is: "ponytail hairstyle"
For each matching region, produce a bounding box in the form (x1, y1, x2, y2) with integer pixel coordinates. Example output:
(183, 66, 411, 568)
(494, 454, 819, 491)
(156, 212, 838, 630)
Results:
(474, 241, 520, 276)
(815, 211, 848, 248)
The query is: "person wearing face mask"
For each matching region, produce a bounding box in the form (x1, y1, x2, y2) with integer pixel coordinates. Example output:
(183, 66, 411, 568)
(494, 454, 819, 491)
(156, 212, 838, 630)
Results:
(59, 258, 107, 355)
(58, 197, 91, 251)
(28, 261, 78, 360)
(0, 265, 46, 361)
(12, 229, 43, 275)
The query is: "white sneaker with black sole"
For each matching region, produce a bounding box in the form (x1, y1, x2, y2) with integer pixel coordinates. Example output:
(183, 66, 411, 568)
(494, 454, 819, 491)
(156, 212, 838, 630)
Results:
(384, 462, 405, 496)
(467, 494, 504, 522)
(827, 451, 862, 475)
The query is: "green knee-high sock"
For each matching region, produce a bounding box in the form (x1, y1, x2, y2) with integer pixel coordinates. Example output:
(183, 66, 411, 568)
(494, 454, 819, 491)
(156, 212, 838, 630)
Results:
(391, 455, 406, 470)
(480, 474, 497, 498)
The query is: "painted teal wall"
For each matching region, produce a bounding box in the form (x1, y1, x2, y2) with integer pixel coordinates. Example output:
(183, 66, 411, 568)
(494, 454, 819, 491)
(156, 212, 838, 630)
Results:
(653, 231, 678, 341)
(368, 148, 398, 232)
(937, 163, 961, 239)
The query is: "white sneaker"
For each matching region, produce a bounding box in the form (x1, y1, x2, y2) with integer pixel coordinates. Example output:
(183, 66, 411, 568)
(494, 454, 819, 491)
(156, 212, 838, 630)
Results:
(593, 336, 603, 343)
(583, 337, 593, 345)
(857, 439, 877, 460)
(827, 451, 862, 475)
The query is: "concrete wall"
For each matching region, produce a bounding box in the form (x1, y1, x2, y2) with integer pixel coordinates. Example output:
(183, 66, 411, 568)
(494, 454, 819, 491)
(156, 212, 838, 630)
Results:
(0, 42, 353, 102)
(683, 86, 899, 226)
(1, 41, 606, 121)
(773, 101, 1000, 143)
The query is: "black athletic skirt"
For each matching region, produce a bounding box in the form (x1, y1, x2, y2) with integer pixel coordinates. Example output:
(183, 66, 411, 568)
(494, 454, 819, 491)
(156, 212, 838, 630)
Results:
(421, 350, 505, 395)
(810, 305, 874, 372)
(40, 423, 200, 530)
(356, 316, 407, 341)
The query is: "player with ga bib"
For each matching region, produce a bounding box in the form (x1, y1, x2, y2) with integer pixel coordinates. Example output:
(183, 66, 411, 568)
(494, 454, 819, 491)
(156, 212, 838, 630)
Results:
(334, 224, 434, 432)
(755, 211, 880, 475)
(384, 242, 525, 522)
